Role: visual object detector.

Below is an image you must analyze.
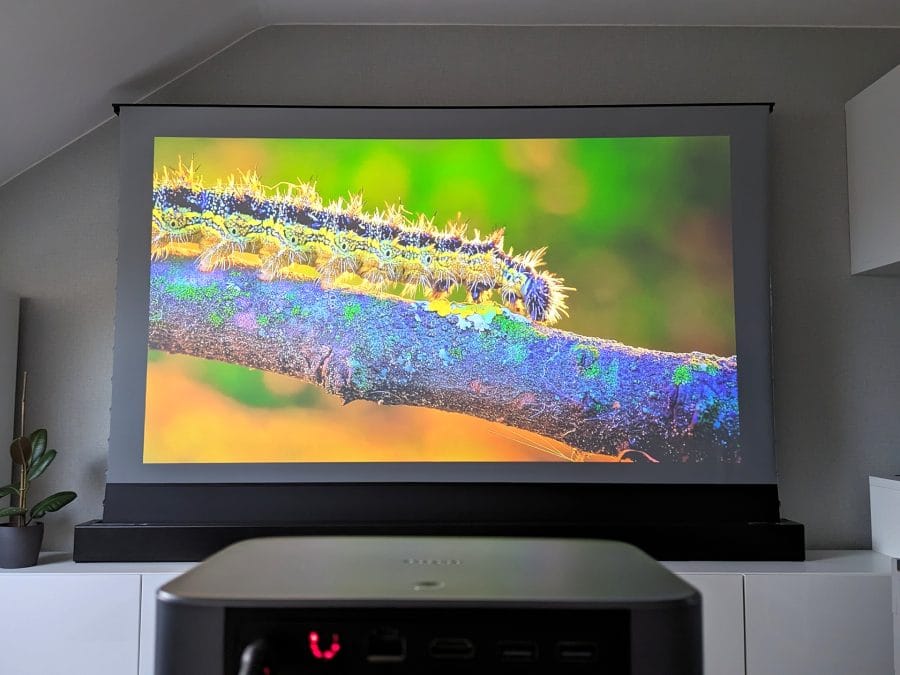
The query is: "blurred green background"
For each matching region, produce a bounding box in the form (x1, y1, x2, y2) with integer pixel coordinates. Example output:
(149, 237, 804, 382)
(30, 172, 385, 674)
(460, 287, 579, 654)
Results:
(154, 135, 734, 355)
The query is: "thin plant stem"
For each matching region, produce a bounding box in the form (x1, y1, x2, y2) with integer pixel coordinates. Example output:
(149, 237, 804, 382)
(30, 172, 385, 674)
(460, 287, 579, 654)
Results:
(18, 371, 27, 438)
(16, 465, 26, 527)
(14, 371, 28, 527)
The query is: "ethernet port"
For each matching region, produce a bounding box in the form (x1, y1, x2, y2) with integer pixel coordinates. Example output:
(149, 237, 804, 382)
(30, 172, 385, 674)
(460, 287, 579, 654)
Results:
(366, 627, 406, 663)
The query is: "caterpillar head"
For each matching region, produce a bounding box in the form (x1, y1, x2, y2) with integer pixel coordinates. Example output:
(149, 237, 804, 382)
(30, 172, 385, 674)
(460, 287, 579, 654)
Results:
(500, 264, 528, 308)
(520, 269, 570, 325)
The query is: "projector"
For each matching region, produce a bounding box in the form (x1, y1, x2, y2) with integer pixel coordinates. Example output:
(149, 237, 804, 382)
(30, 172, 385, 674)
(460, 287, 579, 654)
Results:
(156, 537, 702, 674)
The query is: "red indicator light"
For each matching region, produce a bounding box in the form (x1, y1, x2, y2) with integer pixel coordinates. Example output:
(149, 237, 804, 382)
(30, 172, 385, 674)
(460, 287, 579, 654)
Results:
(308, 631, 342, 660)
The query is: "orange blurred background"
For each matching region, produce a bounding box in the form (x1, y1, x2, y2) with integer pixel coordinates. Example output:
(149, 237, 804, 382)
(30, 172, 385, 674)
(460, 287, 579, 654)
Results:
(144, 352, 622, 463)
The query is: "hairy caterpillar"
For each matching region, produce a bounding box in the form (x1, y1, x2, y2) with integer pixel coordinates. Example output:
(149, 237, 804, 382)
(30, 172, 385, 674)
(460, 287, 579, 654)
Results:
(151, 160, 572, 324)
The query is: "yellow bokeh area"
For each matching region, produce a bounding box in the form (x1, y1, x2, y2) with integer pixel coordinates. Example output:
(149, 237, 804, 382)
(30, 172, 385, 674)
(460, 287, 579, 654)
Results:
(144, 353, 623, 464)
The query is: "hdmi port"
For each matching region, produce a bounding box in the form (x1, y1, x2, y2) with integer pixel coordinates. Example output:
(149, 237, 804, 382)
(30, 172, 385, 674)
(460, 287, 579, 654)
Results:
(556, 641, 599, 663)
(428, 637, 475, 660)
(497, 640, 538, 662)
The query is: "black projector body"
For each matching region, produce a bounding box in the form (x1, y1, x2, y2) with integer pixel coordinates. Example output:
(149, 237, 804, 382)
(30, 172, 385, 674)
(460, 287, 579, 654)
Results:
(156, 537, 702, 674)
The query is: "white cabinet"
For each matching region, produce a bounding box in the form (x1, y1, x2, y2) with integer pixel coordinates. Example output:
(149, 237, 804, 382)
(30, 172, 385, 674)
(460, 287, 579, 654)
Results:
(669, 550, 895, 675)
(744, 568, 894, 675)
(894, 560, 900, 675)
(846, 62, 900, 275)
(139, 573, 184, 675)
(0, 551, 894, 675)
(0, 571, 141, 675)
(678, 573, 745, 675)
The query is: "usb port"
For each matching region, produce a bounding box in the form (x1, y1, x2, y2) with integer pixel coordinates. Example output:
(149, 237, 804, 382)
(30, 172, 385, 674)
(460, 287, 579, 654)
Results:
(428, 638, 475, 660)
(366, 628, 406, 663)
(556, 641, 599, 663)
(497, 640, 538, 662)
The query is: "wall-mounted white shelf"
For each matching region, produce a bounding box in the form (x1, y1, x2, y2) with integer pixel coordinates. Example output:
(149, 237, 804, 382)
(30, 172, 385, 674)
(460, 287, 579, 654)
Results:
(871, 475, 900, 557)
(847, 62, 900, 275)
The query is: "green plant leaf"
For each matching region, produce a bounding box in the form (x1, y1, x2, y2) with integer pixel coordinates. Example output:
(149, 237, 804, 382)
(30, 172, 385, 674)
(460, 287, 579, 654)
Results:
(29, 429, 47, 466)
(26, 449, 56, 482)
(0, 507, 27, 519)
(0, 484, 19, 499)
(29, 491, 76, 520)
(9, 436, 31, 466)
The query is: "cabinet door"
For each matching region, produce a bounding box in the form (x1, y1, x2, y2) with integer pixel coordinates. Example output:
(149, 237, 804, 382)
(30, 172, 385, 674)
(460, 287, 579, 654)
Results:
(139, 573, 184, 675)
(678, 573, 745, 675)
(893, 562, 900, 675)
(0, 573, 140, 675)
(745, 572, 893, 675)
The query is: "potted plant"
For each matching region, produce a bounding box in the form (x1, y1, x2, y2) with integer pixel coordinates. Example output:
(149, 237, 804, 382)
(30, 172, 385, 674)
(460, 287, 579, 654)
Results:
(0, 428, 77, 568)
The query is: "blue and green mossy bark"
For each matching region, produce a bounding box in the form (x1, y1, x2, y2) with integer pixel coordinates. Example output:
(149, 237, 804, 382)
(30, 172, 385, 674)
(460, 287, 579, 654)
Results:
(149, 258, 740, 463)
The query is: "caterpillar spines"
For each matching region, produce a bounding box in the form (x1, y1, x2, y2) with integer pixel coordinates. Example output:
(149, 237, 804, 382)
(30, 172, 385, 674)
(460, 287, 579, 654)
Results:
(411, 211, 437, 234)
(152, 160, 573, 324)
(292, 180, 324, 209)
(443, 214, 469, 239)
(487, 227, 505, 248)
(326, 192, 365, 217)
(516, 246, 547, 270)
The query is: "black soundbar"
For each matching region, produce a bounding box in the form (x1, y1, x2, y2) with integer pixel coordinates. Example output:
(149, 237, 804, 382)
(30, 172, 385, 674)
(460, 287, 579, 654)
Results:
(100, 482, 783, 524)
(74, 518, 804, 562)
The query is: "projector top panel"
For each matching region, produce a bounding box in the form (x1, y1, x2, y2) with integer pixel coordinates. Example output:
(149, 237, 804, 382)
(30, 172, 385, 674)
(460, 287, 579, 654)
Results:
(159, 536, 698, 609)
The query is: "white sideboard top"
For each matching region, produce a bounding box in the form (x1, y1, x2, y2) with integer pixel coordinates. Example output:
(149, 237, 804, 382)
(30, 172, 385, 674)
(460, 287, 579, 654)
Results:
(1, 549, 892, 576)
(664, 549, 894, 575)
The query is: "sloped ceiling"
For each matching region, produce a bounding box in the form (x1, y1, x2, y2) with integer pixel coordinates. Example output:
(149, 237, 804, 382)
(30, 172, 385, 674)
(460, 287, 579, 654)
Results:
(2, 0, 899, 187)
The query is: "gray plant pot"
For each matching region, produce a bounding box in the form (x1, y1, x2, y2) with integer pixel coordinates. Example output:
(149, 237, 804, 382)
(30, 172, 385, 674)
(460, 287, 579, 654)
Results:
(0, 522, 44, 568)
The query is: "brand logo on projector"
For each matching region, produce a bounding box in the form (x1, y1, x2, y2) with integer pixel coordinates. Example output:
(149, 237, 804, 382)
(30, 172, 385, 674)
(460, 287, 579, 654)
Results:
(403, 558, 462, 566)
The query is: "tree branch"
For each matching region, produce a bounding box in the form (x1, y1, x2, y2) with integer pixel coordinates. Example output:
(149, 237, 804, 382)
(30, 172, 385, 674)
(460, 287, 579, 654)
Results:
(148, 258, 739, 463)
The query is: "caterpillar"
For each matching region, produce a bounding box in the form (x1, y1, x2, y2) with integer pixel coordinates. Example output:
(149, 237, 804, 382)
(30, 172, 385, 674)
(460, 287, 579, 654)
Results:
(151, 160, 572, 324)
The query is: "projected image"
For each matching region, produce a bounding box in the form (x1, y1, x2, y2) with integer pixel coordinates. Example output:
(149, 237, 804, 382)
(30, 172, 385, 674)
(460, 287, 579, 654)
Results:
(144, 136, 738, 464)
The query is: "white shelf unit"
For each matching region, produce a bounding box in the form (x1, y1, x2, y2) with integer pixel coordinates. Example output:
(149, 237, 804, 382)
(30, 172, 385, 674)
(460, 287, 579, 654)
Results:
(871, 475, 900, 557)
(0, 551, 894, 675)
(846, 62, 900, 275)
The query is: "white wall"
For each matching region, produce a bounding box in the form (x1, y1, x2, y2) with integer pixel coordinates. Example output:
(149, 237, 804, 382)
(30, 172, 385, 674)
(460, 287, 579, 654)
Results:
(1, 26, 899, 551)
(0, 125, 118, 544)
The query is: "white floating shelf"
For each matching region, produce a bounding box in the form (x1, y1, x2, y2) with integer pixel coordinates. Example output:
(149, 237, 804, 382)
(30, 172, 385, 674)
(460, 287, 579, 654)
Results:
(846, 62, 900, 275)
